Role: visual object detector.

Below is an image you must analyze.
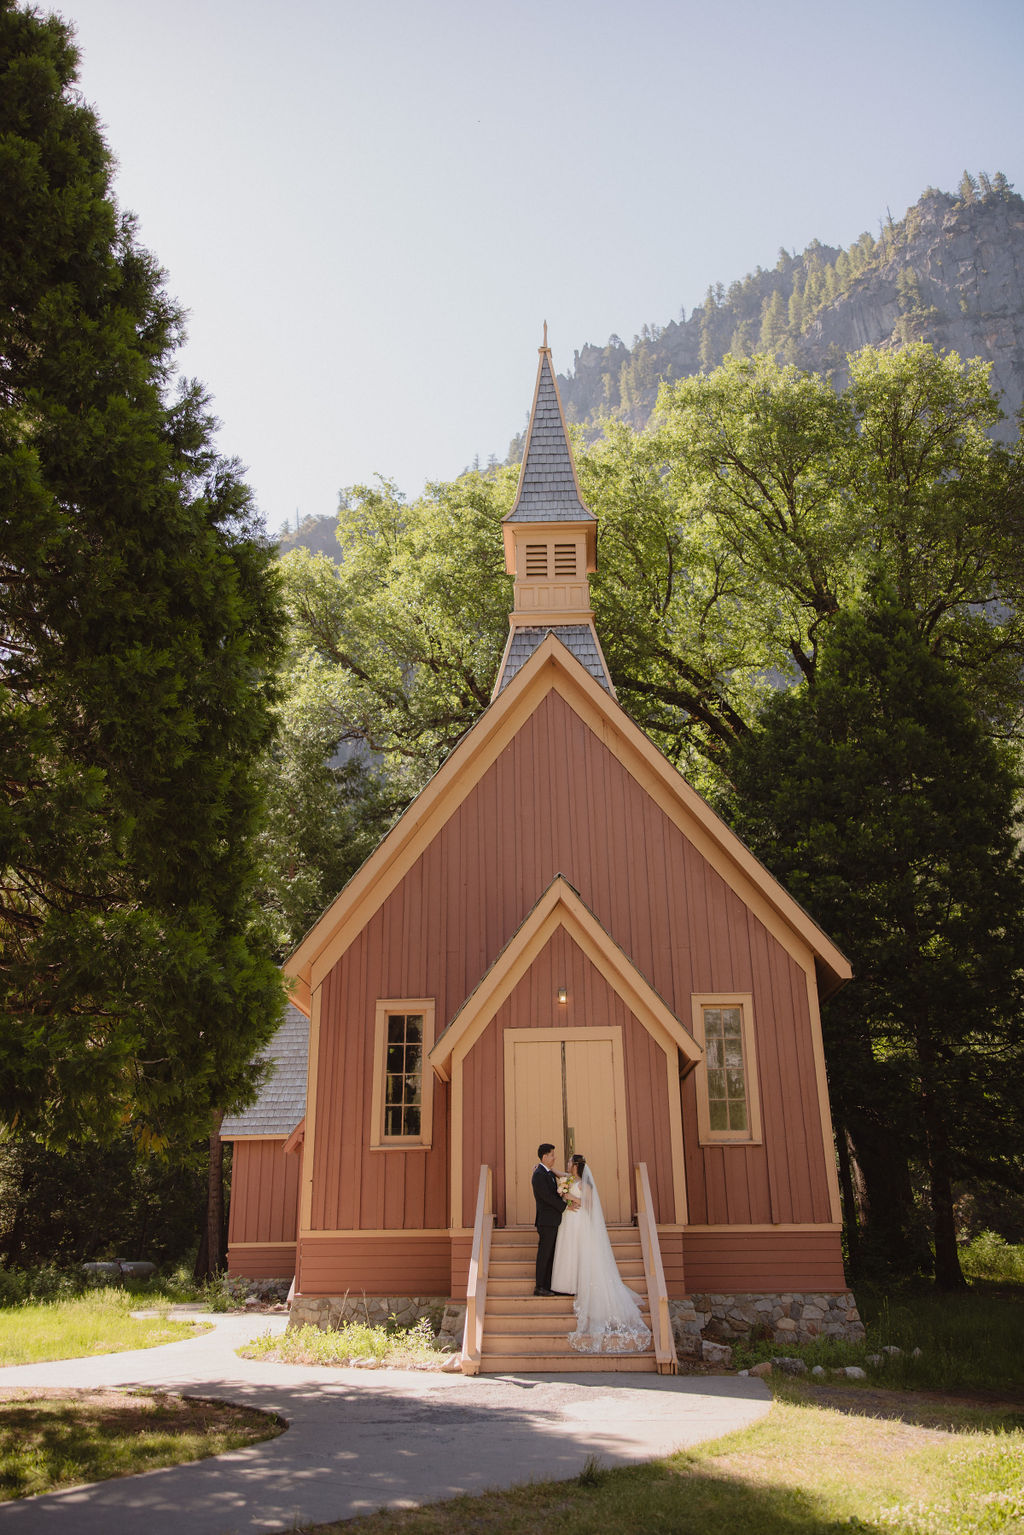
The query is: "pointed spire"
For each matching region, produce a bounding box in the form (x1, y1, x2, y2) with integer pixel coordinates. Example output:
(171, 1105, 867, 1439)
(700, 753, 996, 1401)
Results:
(504, 345, 594, 529)
(492, 336, 615, 701)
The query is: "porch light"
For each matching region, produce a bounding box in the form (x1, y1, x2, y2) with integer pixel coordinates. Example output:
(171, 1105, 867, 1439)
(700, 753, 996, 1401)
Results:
(557, 987, 568, 1004)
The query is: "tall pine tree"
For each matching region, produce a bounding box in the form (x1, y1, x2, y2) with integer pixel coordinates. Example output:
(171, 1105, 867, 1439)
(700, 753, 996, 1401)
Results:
(0, 1, 285, 1151)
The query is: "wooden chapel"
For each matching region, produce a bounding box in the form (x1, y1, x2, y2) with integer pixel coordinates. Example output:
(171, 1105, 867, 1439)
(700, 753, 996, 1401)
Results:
(221, 336, 861, 1371)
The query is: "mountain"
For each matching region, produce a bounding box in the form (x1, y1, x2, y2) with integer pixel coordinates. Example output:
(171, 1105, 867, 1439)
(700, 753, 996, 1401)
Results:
(274, 513, 340, 558)
(558, 174, 1024, 438)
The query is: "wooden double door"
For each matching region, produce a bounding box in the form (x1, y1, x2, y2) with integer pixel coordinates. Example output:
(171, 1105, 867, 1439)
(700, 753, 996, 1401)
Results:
(503, 1026, 631, 1225)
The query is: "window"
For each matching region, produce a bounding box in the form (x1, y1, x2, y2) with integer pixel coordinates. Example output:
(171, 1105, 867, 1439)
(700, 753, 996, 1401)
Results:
(691, 994, 762, 1144)
(370, 999, 436, 1149)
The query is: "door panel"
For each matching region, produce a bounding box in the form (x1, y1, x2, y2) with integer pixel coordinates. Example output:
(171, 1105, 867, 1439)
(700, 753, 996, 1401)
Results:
(504, 1028, 630, 1225)
(508, 1039, 565, 1225)
(563, 1038, 630, 1222)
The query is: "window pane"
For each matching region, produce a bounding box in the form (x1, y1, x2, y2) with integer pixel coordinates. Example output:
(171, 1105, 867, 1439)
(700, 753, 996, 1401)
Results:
(405, 1016, 423, 1044)
(384, 1106, 401, 1136)
(728, 1100, 748, 1131)
(725, 1043, 744, 1070)
(704, 1009, 722, 1035)
(386, 1043, 404, 1073)
(706, 1038, 723, 1069)
(726, 1068, 746, 1100)
(707, 1068, 726, 1100)
(722, 1008, 742, 1036)
(385, 1074, 403, 1106)
(387, 1016, 406, 1044)
(404, 1106, 421, 1136)
(708, 1099, 728, 1130)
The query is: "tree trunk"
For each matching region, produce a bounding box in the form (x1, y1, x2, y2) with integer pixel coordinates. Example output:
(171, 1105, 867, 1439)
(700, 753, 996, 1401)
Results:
(192, 1109, 224, 1283)
(845, 1113, 923, 1274)
(921, 1088, 966, 1291)
(836, 1124, 861, 1278)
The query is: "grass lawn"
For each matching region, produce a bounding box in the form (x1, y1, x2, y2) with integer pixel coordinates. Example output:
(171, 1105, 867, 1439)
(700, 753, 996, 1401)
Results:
(294, 1379, 1024, 1535)
(0, 1289, 203, 1366)
(0, 1388, 282, 1502)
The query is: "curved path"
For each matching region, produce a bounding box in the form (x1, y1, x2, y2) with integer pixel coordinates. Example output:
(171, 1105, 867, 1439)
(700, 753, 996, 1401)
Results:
(0, 1311, 771, 1534)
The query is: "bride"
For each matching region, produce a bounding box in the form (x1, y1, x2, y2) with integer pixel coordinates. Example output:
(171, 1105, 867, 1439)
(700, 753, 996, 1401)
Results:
(551, 1154, 652, 1354)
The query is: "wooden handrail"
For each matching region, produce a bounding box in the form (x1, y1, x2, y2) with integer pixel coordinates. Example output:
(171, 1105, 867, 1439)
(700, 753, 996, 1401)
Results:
(635, 1162, 679, 1374)
(461, 1164, 493, 1375)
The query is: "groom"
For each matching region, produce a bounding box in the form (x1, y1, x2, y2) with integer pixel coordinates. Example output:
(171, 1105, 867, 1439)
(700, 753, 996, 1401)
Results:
(532, 1142, 566, 1296)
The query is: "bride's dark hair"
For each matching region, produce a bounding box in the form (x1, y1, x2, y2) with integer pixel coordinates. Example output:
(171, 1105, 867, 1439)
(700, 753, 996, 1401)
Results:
(570, 1153, 586, 1176)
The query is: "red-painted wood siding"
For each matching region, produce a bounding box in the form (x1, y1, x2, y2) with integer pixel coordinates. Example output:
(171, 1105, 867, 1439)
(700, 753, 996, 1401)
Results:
(227, 1140, 300, 1246)
(683, 1229, 847, 1293)
(227, 1244, 296, 1279)
(459, 927, 676, 1225)
(310, 689, 834, 1234)
(298, 1235, 451, 1297)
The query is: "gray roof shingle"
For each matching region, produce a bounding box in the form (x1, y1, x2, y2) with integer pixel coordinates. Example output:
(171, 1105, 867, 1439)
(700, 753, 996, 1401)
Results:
(505, 352, 595, 525)
(220, 1003, 308, 1137)
(496, 625, 612, 694)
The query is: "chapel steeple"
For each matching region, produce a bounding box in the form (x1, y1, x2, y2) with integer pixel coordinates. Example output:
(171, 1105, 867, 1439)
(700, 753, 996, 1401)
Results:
(492, 331, 615, 698)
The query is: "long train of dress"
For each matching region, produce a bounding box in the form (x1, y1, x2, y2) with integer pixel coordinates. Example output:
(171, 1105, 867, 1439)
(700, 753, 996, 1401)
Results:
(551, 1168, 652, 1354)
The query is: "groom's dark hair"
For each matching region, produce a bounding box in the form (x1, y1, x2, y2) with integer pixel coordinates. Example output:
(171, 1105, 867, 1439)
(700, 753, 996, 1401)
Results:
(537, 1142, 555, 1158)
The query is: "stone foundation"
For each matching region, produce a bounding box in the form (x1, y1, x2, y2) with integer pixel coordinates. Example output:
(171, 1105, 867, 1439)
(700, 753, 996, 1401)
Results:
(289, 1290, 863, 1361)
(219, 1275, 292, 1306)
(671, 1291, 865, 1356)
(289, 1293, 450, 1334)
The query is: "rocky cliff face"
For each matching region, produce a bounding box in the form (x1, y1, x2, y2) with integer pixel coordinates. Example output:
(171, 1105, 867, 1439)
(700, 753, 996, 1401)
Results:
(797, 191, 1024, 429)
(558, 185, 1024, 433)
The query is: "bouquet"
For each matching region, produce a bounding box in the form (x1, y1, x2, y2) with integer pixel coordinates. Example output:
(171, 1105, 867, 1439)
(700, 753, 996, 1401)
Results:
(556, 1174, 575, 1202)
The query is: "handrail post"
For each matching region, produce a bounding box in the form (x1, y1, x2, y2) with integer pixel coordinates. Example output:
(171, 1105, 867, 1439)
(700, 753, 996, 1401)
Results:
(635, 1162, 679, 1374)
(461, 1164, 493, 1375)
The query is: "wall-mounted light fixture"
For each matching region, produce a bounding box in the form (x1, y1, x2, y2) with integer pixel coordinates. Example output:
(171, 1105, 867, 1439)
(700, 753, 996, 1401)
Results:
(557, 987, 568, 1004)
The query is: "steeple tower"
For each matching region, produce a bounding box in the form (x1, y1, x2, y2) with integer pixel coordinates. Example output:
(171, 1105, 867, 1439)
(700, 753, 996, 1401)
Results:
(492, 332, 615, 698)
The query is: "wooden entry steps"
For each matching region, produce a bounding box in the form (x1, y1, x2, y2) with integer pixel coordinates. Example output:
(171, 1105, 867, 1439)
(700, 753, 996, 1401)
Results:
(478, 1226, 657, 1373)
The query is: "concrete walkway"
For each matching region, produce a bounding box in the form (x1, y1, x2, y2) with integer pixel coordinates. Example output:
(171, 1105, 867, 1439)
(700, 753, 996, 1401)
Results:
(0, 1311, 771, 1534)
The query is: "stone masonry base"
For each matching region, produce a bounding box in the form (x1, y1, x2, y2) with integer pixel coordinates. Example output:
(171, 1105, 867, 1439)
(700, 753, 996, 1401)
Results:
(289, 1290, 863, 1359)
(670, 1291, 865, 1358)
(289, 1293, 466, 1348)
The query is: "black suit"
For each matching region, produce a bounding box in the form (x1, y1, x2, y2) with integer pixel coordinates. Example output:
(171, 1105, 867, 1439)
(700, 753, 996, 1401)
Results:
(532, 1162, 566, 1291)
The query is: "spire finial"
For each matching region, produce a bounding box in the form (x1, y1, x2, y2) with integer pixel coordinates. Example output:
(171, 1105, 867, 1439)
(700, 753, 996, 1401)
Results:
(542, 319, 548, 350)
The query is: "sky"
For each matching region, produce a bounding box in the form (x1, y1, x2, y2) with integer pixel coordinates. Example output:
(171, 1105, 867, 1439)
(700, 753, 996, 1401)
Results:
(53, 0, 1024, 536)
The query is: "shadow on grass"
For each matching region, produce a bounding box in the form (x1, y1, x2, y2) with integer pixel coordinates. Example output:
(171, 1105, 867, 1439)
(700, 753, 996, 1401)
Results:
(303, 1455, 889, 1535)
(786, 1380, 1024, 1434)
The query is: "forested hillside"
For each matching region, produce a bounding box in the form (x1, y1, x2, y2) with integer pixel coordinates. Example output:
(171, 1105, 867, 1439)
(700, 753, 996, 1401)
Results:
(559, 174, 1024, 434)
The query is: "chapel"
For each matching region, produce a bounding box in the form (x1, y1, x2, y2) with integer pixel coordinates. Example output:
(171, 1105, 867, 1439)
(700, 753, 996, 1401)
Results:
(221, 336, 864, 1370)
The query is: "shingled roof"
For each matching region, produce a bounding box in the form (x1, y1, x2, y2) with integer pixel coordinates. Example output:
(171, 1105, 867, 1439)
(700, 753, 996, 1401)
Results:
(220, 1002, 308, 1137)
(504, 348, 595, 525)
(495, 624, 611, 694)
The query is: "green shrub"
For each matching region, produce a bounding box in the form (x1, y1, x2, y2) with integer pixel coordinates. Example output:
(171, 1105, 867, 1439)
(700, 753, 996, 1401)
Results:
(959, 1230, 1024, 1283)
(243, 1315, 441, 1366)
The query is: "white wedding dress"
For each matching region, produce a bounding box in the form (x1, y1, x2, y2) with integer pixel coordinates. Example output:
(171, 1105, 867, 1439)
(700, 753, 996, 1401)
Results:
(551, 1167, 652, 1355)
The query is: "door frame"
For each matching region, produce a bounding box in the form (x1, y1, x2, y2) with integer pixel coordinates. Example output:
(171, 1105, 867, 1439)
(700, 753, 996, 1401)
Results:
(503, 1026, 632, 1227)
